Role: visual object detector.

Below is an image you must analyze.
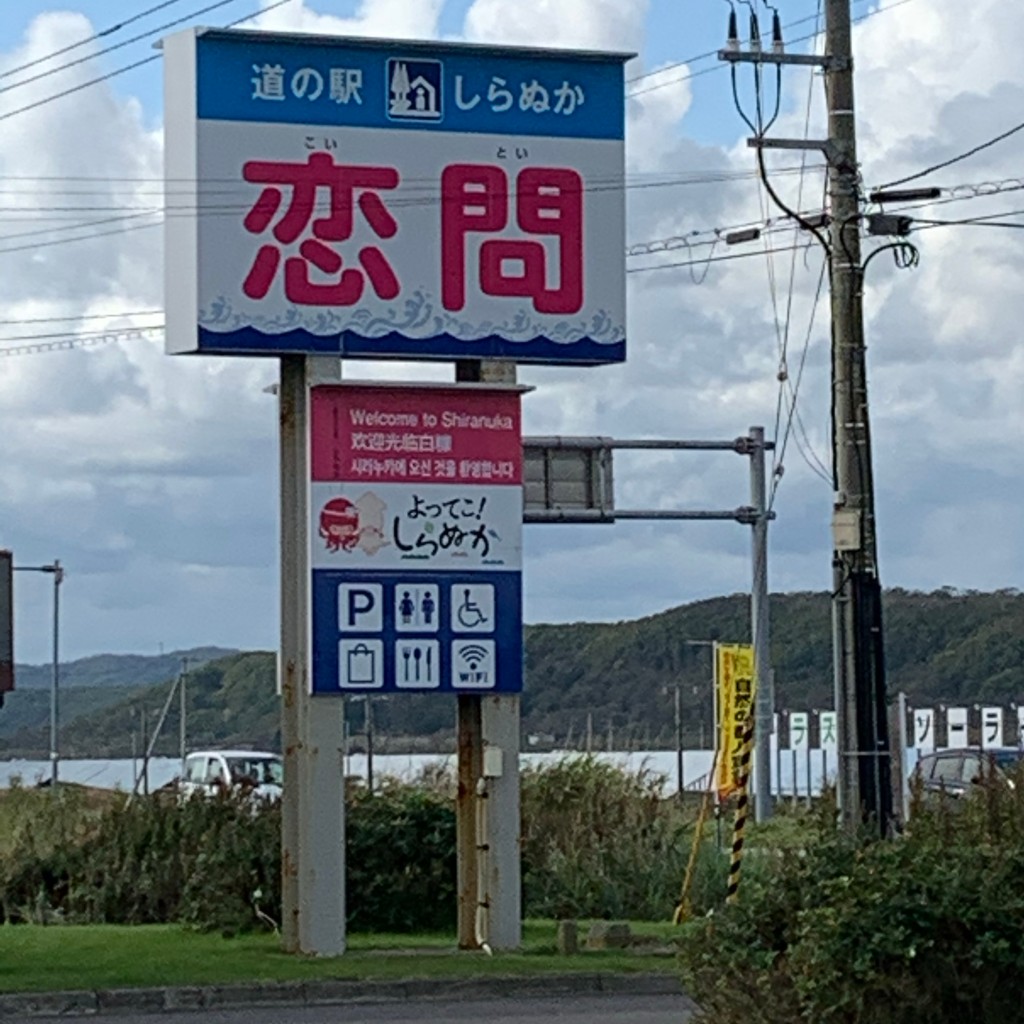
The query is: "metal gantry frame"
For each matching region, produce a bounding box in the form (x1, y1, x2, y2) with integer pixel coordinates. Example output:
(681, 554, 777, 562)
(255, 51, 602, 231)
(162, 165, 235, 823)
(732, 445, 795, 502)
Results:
(523, 428, 776, 821)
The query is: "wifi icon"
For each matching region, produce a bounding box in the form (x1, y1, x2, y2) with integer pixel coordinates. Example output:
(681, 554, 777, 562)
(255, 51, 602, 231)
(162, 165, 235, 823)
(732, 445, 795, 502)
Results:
(453, 641, 494, 688)
(458, 644, 488, 669)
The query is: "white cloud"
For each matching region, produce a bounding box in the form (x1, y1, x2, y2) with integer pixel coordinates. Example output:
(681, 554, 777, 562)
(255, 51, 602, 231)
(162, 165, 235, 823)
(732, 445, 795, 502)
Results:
(254, 0, 444, 38)
(464, 0, 647, 52)
(4, 0, 1024, 661)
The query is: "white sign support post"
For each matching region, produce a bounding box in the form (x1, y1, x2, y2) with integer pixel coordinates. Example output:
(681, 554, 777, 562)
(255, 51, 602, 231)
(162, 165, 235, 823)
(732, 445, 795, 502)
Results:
(279, 355, 346, 954)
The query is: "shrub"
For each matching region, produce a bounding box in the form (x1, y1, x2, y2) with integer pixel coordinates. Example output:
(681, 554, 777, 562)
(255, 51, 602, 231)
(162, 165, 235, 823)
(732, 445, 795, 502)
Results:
(520, 755, 690, 920)
(0, 758, 706, 933)
(346, 780, 456, 933)
(678, 784, 1024, 1024)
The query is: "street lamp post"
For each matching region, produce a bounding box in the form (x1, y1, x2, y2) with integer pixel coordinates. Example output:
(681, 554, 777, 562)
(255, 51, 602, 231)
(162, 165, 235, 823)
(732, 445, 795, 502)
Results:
(663, 683, 684, 800)
(673, 684, 682, 798)
(683, 638, 717, 747)
(12, 560, 64, 787)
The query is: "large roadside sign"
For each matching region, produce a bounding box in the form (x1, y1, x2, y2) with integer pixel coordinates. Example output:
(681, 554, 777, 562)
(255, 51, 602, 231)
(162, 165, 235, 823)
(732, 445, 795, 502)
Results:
(309, 384, 523, 695)
(163, 29, 628, 364)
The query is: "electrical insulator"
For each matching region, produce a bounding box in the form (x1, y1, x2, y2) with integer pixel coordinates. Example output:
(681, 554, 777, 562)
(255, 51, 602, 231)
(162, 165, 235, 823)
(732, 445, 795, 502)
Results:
(772, 12, 784, 54)
(726, 10, 740, 52)
(749, 12, 762, 52)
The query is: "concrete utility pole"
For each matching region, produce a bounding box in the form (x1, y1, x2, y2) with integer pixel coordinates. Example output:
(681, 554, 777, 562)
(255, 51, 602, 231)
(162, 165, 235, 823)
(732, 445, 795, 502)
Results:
(719, 0, 891, 830)
(748, 428, 772, 822)
(825, 0, 892, 831)
(179, 656, 189, 778)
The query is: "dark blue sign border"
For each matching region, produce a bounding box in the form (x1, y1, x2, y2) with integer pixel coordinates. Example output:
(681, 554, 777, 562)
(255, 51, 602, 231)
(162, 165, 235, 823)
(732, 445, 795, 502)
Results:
(311, 568, 522, 695)
(195, 31, 626, 140)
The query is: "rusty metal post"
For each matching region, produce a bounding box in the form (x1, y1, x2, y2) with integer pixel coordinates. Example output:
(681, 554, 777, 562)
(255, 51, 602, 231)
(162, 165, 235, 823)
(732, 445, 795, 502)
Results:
(457, 695, 483, 947)
(454, 358, 522, 951)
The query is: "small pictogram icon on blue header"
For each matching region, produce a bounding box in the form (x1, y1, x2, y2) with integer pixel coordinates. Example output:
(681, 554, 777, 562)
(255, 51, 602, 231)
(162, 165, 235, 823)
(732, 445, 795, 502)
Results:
(387, 58, 443, 122)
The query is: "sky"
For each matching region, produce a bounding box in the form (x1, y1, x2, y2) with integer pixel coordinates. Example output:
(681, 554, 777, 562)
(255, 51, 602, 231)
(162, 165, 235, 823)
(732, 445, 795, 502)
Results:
(2, 0, 1024, 661)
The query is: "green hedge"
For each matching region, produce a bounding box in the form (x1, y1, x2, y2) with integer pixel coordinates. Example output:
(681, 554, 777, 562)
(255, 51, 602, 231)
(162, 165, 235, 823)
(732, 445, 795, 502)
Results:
(678, 782, 1024, 1024)
(0, 757, 701, 933)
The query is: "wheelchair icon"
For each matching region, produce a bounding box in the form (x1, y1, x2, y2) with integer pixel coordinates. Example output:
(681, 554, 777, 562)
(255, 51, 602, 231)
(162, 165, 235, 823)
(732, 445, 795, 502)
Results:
(456, 588, 489, 629)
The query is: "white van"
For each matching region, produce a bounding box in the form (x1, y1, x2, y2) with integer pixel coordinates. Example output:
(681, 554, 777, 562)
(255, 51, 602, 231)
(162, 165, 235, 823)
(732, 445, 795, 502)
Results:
(181, 749, 283, 801)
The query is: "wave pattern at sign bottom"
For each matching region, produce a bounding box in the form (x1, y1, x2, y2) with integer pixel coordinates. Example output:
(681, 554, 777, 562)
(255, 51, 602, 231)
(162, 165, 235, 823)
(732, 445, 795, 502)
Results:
(192, 326, 625, 364)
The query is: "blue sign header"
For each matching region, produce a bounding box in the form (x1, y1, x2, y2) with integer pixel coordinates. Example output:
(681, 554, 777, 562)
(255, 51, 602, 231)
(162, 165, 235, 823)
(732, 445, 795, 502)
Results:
(194, 31, 627, 140)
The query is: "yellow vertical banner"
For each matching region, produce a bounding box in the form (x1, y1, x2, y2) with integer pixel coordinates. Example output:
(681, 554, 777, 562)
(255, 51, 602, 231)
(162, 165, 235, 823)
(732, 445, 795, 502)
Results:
(715, 643, 756, 799)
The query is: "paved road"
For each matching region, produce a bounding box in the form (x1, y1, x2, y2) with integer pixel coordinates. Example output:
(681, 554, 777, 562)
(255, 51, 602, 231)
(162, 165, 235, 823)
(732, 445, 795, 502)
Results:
(70, 994, 695, 1024)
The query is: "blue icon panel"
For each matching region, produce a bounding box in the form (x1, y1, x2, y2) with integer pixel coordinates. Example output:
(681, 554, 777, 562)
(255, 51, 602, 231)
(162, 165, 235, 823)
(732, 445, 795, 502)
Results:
(312, 569, 522, 695)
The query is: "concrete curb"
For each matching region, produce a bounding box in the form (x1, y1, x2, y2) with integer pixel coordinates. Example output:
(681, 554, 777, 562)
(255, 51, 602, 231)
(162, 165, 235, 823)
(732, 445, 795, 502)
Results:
(0, 972, 690, 1018)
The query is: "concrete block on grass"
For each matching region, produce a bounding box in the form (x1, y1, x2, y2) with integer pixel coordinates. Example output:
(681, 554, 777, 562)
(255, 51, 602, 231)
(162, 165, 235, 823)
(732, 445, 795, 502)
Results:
(556, 919, 579, 955)
(585, 921, 632, 950)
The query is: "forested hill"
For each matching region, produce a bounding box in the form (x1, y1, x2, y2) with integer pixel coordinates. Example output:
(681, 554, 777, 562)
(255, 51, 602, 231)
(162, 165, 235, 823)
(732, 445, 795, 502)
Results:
(13, 647, 237, 690)
(3, 589, 1024, 757)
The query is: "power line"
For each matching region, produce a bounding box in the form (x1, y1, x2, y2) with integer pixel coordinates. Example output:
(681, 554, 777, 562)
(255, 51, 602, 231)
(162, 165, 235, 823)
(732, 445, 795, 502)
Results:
(770, 253, 832, 502)
(0, 218, 162, 256)
(0, 324, 162, 344)
(0, 163, 822, 191)
(875, 119, 1024, 192)
(13, 212, 1017, 355)
(0, 309, 161, 327)
(627, 240, 811, 273)
(912, 212, 1024, 230)
(0, 177, 828, 255)
(0, 54, 160, 124)
(0, 0, 295, 124)
(0, 327, 160, 357)
(0, 0, 189, 82)
(0, 0, 243, 97)
(768, 0, 830, 490)
(0, 0, 900, 126)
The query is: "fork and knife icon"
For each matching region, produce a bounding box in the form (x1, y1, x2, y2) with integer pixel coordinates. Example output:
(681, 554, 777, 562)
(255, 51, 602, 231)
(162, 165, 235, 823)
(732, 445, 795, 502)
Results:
(401, 644, 432, 683)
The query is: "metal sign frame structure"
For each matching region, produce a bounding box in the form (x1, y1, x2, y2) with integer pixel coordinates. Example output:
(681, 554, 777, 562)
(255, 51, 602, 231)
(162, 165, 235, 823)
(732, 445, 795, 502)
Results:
(522, 429, 776, 822)
(164, 25, 631, 960)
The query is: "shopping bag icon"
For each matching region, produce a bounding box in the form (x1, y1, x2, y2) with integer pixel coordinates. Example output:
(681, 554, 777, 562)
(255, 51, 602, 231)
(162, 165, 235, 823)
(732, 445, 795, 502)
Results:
(347, 643, 376, 685)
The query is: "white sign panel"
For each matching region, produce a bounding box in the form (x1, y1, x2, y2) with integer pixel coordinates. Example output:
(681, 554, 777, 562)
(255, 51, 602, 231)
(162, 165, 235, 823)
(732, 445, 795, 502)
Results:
(981, 706, 1004, 749)
(912, 708, 935, 753)
(163, 29, 628, 364)
(945, 706, 968, 748)
(788, 711, 809, 751)
(818, 711, 838, 750)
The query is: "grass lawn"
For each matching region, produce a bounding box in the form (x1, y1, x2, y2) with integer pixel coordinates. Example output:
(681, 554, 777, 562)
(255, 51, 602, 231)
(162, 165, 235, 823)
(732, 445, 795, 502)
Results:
(0, 921, 680, 994)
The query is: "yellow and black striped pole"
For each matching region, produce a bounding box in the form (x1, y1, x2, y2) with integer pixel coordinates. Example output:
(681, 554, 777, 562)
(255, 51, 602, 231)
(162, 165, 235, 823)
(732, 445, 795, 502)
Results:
(725, 715, 755, 904)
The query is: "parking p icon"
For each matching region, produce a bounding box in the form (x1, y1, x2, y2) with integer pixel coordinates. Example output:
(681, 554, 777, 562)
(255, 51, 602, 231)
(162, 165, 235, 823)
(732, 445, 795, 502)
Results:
(338, 583, 383, 632)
